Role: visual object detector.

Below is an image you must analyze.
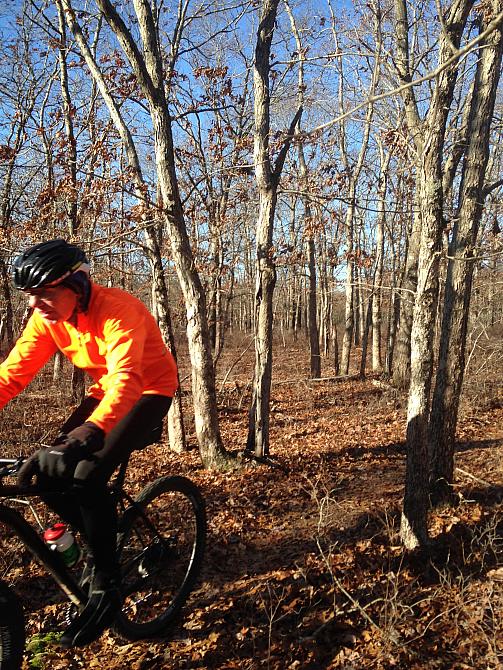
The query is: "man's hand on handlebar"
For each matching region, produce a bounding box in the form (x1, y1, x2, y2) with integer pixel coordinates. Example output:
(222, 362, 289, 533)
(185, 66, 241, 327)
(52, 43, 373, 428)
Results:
(16, 422, 105, 486)
(16, 455, 39, 488)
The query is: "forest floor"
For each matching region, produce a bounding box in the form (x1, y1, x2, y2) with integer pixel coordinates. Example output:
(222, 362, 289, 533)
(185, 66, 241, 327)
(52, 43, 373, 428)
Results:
(0, 337, 502, 670)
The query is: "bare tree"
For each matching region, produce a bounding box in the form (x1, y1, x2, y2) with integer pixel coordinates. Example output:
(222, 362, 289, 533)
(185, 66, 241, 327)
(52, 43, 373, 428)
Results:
(55, 0, 78, 234)
(371, 135, 392, 374)
(429, 2, 503, 505)
(328, 0, 382, 375)
(173, 59, 253, 365)
(286, 1, 321, 379)
(400, 0, 476, 549)
(391, 0, 425, 388)
(246, 0, 301, 457)
(0, 20, 42, 350)
(60, 0, 232, 467)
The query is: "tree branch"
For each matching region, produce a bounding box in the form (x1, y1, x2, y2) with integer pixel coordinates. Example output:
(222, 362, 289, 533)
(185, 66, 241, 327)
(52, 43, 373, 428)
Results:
(93, 0, 158, 103)
(272, 105, 303, 186)
(309, 8, 503, 138)
(483, 177, 503, 195)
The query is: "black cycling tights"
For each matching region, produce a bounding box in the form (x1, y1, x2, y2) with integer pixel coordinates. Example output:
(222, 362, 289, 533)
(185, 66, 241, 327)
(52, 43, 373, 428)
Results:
(39, 394, 172, 577)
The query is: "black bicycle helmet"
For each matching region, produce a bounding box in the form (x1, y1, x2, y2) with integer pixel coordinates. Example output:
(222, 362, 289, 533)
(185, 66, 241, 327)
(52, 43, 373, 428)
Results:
(12, 239, 88, 290)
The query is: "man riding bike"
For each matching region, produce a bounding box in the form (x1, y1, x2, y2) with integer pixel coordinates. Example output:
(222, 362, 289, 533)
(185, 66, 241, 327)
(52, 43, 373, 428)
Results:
(0, 239, 178, 648)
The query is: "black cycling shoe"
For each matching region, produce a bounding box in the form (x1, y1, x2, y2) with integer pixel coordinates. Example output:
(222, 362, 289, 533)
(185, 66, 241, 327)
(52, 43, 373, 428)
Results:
(60, 574, 122, 648)
(63, 552, 94, 626)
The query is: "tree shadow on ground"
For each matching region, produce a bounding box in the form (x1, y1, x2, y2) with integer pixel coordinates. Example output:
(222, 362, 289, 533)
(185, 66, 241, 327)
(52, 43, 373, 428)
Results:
(328, 441, 406, 461)
(456, 437, 503, 453)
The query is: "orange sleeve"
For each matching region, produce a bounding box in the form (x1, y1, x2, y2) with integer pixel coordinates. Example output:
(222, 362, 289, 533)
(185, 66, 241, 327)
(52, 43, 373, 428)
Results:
(0, 313, 58, 409)
(86, 310, 148, 433)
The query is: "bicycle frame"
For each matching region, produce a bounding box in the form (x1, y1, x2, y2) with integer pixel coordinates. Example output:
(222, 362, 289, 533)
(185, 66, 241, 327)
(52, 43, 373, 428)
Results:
(0, 455, 173, 613)
(0, 460, 87, 608)
(0, 456, 208, 649)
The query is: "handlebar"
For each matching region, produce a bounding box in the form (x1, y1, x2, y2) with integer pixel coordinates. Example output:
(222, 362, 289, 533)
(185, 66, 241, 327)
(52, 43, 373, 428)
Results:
(0, 452, 102, 497)
(0, 457, 42, 497)
(0, 458, 25, 478)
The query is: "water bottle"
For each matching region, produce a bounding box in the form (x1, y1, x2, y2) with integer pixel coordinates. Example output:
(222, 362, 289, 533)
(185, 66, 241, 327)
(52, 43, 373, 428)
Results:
(43, 523, 81, 567)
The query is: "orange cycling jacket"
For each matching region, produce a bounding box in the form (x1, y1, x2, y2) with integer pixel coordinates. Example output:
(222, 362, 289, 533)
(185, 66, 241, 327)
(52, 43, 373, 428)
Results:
(0, 283, 178, 433)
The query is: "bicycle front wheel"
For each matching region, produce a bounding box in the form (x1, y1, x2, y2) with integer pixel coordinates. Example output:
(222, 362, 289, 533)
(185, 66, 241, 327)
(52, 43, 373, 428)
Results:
(114, 475, 206, 640)
(0, 580, 24, 670)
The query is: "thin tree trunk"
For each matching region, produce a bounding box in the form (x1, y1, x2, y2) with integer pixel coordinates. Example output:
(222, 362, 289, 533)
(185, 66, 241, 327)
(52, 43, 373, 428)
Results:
(372, 141, 391, 374)
(335, 1, 382, 374)
(246, 0, 301, 456)
(71, 366, 86, 403)
(56, 0, 78, 234)
(306, 235, 321, 377)
(0, 95, 35, 352)
(340, 188, 356, 374)
(56, 0, 85, 404)
(0, 260, 13, 352)
(286, 1, 321, 378)
(53, 351, 63, 383)
(333, 320, 340, 376)
(146, 227, 186, 453)
(354, 263, 362, 348)
(385, 285, 400, 377)
(359, 293, 373, 378)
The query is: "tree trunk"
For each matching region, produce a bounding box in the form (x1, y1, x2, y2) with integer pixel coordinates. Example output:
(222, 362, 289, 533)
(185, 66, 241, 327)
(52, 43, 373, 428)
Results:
(336, 2, 382, 374)
(307, 237, 321, 377)
(53, 351, 63, 383)
(333, 319, 340, 377)
(56, 0, 78, 235)
(56, 0, 84, 402)
(0, 94, 35, 354)
(150, 103, 228, 467)
(145, 227, 186, 453)
(400, 0, 475, 550)
(62, 0, 231, 469)
(429, 7, 503, 505)
(391, 0, 425, 389)
(372, 141, 391, 374)
(340, 188, 356, 375)
(392, 204, 420, 389)
(319, 264, 331, 357)
(0, 259, 13, 352)
(246, 0, 301, 457)
(247, 195, 277, 457)
(359, 293, 373, 378)
(385, 285, 400, 377)
(287, 3, 321, 378)
(71, 366, 86, 404)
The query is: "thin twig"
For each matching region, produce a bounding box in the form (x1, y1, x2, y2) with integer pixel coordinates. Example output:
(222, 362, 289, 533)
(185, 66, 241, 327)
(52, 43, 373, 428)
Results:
(455, 467, 495, 488)
(218, 337, 254, 393)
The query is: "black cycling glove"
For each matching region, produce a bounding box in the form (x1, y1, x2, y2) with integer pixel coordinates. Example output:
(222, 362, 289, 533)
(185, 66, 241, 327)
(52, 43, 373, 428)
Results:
(17, 422, 105, 486)
(38, 422, 105, 479)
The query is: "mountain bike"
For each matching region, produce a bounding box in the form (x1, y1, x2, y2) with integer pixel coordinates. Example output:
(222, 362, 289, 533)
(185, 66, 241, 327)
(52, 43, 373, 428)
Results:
(0, 454, 206, 670)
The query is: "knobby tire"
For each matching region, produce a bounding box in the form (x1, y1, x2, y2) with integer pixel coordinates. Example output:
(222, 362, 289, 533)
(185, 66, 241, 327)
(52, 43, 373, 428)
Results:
(114, 475, 206, 640)
(0, 580, 24, 670)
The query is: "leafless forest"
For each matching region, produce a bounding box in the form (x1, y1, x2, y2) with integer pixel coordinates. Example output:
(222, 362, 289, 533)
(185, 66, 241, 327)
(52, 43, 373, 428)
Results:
(0, 0, 502, 668)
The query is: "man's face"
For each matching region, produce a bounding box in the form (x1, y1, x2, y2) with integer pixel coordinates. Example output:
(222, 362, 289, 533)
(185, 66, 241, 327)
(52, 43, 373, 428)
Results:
(25, 285, 78, 323)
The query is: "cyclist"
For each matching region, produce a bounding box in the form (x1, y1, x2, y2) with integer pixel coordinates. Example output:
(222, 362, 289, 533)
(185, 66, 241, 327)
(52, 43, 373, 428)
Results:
(0, 239, 178, 648)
